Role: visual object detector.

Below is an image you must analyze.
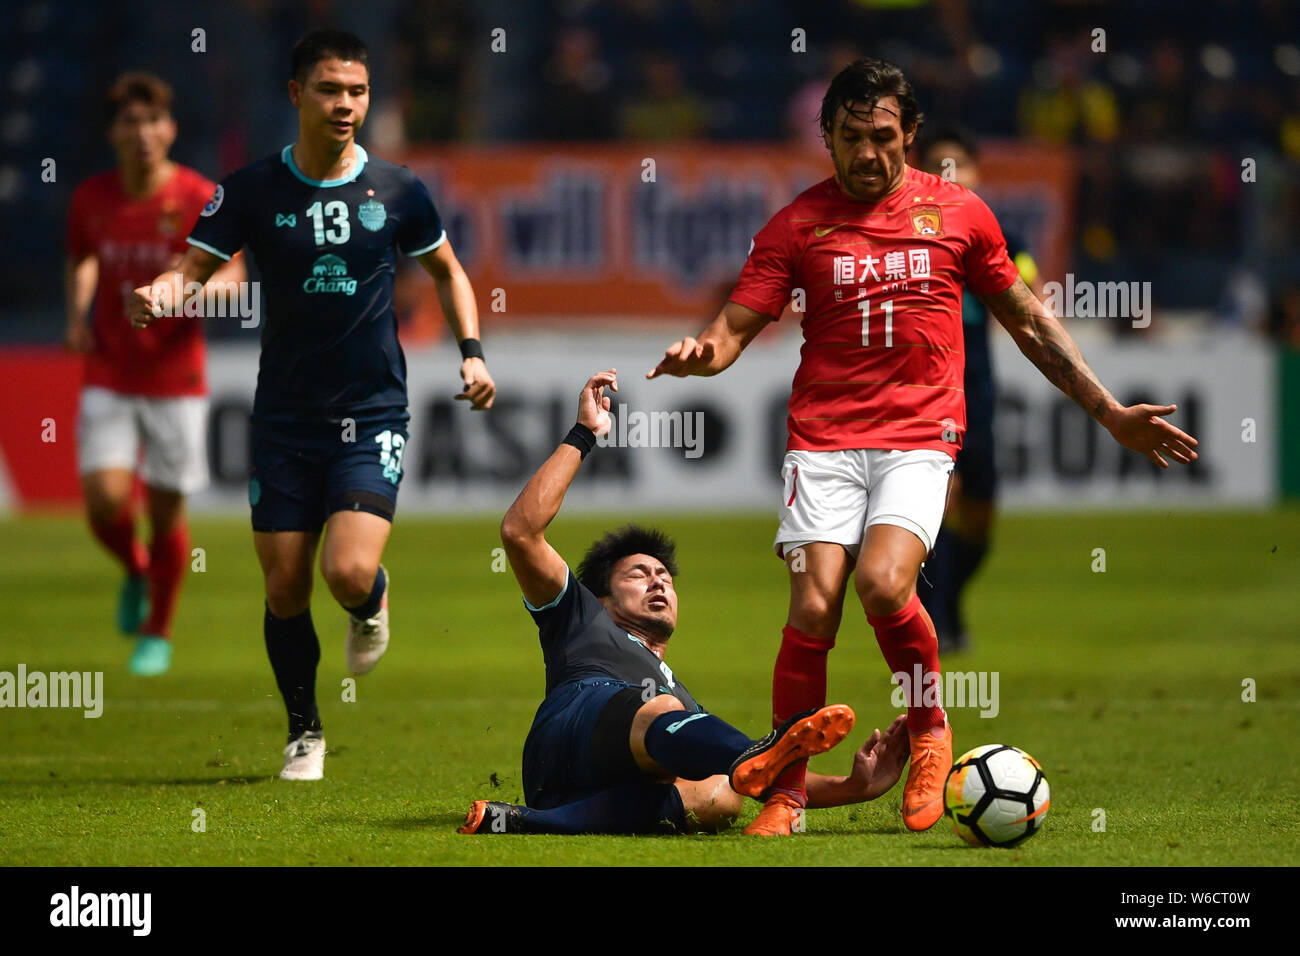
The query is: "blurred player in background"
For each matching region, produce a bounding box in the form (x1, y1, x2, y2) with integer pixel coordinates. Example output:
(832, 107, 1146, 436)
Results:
(130, 30, 496, 780)
(66, 72, 245, 676)
(915, 126, 1039, 652)
(460, 370, 905, 835)
(651, 58, 1198, 835)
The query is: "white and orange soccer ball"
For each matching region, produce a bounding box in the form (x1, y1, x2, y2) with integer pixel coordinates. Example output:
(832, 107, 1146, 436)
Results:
(943, 744, 1049, 847)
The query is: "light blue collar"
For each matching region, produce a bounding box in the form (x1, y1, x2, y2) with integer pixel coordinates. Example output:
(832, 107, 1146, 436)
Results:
(281, 143, 367, 187)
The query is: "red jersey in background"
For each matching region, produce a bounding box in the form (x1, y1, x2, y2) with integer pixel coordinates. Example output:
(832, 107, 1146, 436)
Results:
(67, 165, 216, 397)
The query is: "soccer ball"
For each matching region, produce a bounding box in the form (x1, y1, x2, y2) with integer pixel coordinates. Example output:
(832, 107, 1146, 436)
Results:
(943, 744, 1049, 848)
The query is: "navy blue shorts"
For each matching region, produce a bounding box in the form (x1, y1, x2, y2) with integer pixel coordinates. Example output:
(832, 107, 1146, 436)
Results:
(522, 678, 645, 810)
(249, 418, 409, 533)
(956, 410, 997, 501)
(959, 345, 997, 501)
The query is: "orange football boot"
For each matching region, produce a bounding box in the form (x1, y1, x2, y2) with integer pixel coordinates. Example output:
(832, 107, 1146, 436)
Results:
(902, 719, 952, 831)
(458, 800, 490, 834)
(743, 791, 805, 836)
(729, 704, 855, 798)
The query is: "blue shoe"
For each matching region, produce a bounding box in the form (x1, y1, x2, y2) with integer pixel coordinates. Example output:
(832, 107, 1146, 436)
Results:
(128, 636, 172, 676)
(117, 574, 149, 635)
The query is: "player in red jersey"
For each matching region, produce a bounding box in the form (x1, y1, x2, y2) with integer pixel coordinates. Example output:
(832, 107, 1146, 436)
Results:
(649, 59, 1199, 835)
(65, 73, 244, 676)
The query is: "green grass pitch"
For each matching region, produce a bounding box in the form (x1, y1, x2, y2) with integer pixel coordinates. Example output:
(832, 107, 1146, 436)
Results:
(1, 508, 1297, 866)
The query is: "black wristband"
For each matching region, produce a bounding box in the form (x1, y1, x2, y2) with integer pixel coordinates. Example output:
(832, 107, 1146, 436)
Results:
(563, 423, 597, 460)
(458, 337, 484, 361)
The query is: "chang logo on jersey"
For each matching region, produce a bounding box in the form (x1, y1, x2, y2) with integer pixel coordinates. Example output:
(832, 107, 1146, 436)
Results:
(303, 254, 357, 295)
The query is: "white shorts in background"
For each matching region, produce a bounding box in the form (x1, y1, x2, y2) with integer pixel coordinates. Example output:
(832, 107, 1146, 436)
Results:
(77, 386, 209, 495)
(774, 448, 954, 558)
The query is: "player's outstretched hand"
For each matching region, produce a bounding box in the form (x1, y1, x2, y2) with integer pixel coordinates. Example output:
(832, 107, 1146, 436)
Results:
(1105, 403, 1198, 468)
(577, 369, 618, 437)
(456, 357, 496, 410)
(647, 336, 715, 379)
(848, 714, 910, 802)
(128, 284, 163, 329)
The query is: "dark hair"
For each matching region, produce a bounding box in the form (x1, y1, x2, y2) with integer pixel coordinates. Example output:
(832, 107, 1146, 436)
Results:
(819, 57, 924, 137)
(920, 123, 980, 164)
(105, 72, 173, 127)
(290, 29, 369, 83)
(578, 525, 679, 598)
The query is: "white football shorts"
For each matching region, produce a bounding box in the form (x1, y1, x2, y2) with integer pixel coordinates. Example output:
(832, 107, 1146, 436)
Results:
(77, 385, 209, 494)
(774, 448, 955, 558)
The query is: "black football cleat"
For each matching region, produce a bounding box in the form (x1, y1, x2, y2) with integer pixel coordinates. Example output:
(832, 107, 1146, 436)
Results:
(458, 800, 520, 834)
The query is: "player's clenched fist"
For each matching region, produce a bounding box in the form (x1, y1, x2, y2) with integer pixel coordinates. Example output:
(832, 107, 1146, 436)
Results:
(577, 369, 618, 437)
(456, 357, 497, 410)
(647, 336, 715, 379)
(128, 284, 164, 329)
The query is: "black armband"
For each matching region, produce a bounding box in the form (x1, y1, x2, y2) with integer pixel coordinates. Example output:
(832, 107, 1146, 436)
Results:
(458, 337, 485, 361)
(563, 423, 597, 460)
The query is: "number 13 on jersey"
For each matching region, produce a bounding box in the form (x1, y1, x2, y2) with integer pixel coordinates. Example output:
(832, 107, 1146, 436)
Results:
(307, 200, 350, 245)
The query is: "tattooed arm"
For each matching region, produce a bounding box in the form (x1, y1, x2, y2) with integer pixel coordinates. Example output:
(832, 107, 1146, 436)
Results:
(979, 278, 1199, 468)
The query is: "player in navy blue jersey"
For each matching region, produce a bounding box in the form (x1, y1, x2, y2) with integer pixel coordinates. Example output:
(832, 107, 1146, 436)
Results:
(130, 30, 495, 780)
(458, 371, 910, 835)
(916, 128, 1039, 652)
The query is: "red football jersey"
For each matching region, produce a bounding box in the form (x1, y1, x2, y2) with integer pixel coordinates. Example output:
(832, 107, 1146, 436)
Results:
(66, 165, 216, 397)
(730, 166, 1019, 456)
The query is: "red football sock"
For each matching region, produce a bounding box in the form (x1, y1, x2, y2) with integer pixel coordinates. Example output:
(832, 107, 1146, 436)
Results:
(89, 506, 148, 577)
(141, 522, 190, 639)
(867, 593, 946, 735)
(768, 625, 835, 799)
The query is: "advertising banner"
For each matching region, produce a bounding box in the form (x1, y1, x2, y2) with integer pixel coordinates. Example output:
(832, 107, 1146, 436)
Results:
(192, 330, 1276, 515)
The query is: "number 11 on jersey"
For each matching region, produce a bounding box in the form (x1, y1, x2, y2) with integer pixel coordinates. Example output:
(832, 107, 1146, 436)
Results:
(859, 298, 894, 347)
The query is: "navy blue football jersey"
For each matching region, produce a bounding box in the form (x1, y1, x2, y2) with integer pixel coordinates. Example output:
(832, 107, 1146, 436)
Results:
(187, 144, 445, 425)
(527, 570, 703, 713)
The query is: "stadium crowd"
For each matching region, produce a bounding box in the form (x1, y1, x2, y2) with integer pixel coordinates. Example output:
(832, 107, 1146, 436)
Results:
(2, 0, 1296, 340)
